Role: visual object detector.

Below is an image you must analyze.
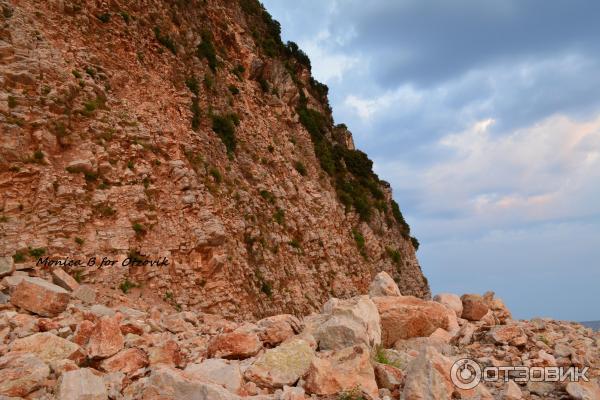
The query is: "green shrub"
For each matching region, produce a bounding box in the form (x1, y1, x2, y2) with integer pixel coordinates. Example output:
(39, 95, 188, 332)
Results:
(197, 30, 217, 71)
(410, 236, 420, 251)
(33, 150, 44, 161)
(373, 345, 402, 368)
(288, 238, 301, 249)
(97, 13, 110, 23)
(228, 85, 240, 95)
(209, 167, 222, 183)
(29, 247, 46, 257)
(75, 237, 84, 245)
(132, 223, 146, 236)
(127, 160, 134, 170)
(85, 66, 96, 78)
(154, 27, 177, 54)
(386, 247, 402, 265)
(273, 208, 285, 224)
(211, 114, 238, 154)
(391, 200, 411, 236)
(294, 161, 307, 176)
(203, 73, 214, 90)
(185, 76, 200, 95)
(232, 64, 245, 80)
(260, 281, 273, 297)
(258, 76, 269, 92)
(191, 97, 201, 131)
(259, 189, 275, 203)
(95, 203, 116, 217)
(284, 41, 311, 69)
(7, 95, 16, 108)
(13, 251, 26, 263)
(72, 70, 82, 79)
(119, 278, 138, 294)
(120, 11, 131, 23)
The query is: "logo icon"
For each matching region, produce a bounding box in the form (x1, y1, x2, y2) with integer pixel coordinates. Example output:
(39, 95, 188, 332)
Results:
(451, 358, 482, 389)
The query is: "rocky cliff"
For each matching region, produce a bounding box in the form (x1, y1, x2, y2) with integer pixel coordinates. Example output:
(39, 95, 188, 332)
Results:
(0, 0, 429, 319)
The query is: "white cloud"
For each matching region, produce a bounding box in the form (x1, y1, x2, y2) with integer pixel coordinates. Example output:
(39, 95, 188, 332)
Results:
(378, 113, 600, 238)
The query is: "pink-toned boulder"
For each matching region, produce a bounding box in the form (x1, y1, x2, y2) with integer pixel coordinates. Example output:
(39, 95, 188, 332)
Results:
(0, 352, 50, 397)
(256, 314, 302, 346)
(10, 277, 70, 317)
(207, 325, 262, 359)
(373, 296, 454, 346)
(433, 293, 463, 318)
(369, 271, 402, 297)
(51, 267, 80, 292)
(10, 332, 84, 364)
(461, 294, 489, 321)
(148, 339, 185, 368)
(487, 324, 527, 346)
(374, 362, 404, 391)
(87, 315, 124, 359)
(303, 344, 378, 398)
(73, 319, 95, 346)
(99, 348, 148, 375)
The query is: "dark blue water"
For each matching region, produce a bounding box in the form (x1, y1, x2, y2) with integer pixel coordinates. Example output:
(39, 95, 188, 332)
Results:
(581, 321, 600, 331)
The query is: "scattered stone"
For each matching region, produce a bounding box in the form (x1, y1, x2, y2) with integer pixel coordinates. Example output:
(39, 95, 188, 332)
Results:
(374, 362, 404, 391)
(433, 293, 463, 318)
(566, 381, 600, 400)
(256, 314, 301, 346)
(373, 295, 454, 346)
(148, 339, 185, 367)
(461, 294, 489, 321)
(0, 256, 14, 278)
(57, 368, 108, 400)
(207, 325, 262, 359)
(10, 277, 70, 317)
(0, 352, 50, 397)
(87, 315, 124, 359)
(303, 344, 378, 398)
(51, 268, 79, 291)
(73, 285, 96, 304)
(99, 348, 148, 375)
(245, 337, 314, 388)
(315, 295, 381, 350)
(503, 380, 523, 400)
(10, 332, 83, 364)
(488, 324, 527, 346)
(369, 271, 402, 297)
(402, 346, 454, 400)
(184, 358, 243, 393)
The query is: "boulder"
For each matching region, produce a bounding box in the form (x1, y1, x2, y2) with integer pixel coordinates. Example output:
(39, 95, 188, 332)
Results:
(87, 315, 124, 359)
(488, 324, 527, 346)
(402, 346, 454, 400)
(0, 352, 50, 397)
(566, 381, 600, 400)
(148, 339, 185, 367)
(139, 366, 242, 400)
(73, 284, 97, 304)
(503, 380, 522, 400)
(374, 362, 404, 391)
(57, 368, 107, 400)
(51, 268, 80, 291)
(373, 296, 454, 346)
(10, 332, 83, 364)
(461, 294, 489, 321)
(314, 295, 381, 350)
(0, 256, 14, 278)
(10, 277, 70, 317)
(244, 337, 314, 388)
(256, 314, 301, 346)
(99, 348, 148, 375)
(303, 344, 378, 398)
(433, 293, 463, 318)
(184, 358, 243, 393)
(207, 325, 262, 359)
(369, 271, 401, 297)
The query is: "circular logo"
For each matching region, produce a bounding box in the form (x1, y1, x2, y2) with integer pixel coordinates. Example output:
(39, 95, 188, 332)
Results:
(451, 358, 482, 390)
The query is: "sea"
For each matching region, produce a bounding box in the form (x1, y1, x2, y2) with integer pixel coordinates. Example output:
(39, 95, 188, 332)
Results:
(581, 321, 600, 331)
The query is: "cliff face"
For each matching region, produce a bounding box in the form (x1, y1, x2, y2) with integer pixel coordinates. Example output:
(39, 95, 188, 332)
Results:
(0, 0, 429, 318)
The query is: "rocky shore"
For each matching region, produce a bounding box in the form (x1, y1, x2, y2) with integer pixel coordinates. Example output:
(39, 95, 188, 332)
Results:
(0, 264, 598, 399)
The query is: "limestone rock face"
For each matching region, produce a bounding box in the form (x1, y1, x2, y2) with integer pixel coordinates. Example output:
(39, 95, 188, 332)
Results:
(10, 277, 70, 317)
(0, 0, 429, 320)
(369, 271, 402, 297)
(57, 368, 108, 400)
(303, 344, 378, 398)
(0, 352, 50, 397)
(373, 295, 454, 346)
(244, 337, 314, 388)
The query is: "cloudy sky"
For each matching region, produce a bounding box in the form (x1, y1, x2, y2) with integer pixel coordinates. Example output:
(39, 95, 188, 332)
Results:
(262, 0, 600, 321)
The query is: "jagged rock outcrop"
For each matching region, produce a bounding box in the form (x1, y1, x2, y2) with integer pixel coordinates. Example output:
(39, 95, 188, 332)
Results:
(0, 0, 428, 319)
